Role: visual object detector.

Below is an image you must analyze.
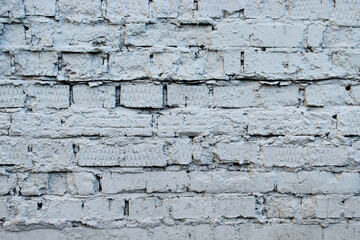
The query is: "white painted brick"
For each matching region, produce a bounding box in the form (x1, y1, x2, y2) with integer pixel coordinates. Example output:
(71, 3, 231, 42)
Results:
(0, 113, 10, 135)
(76, 144, 124, 167)
(214, 142, 257, 164)
(151, 0, 179, 18)
(198, 0, 243, 18)
(350, 85, 360, 104)
(213, 195, 255, 218)
(168, 138, 193, 165)
(167, 84, 209, 107)
(324, 223, 360, 240)
(260, 145, 349, 167)
(223, 50, 242, 75)
(58, 0, 102, 22)
(110, 51, 150, 80)
(213, 85, 257, 108)
(120, 84, 163, 109)
(300, 196, 341, 219)
(307, 24, 326, 47)
(53, 23, 120, 50)
(278, 171, 360, 194)
(248, 108, 335, 136)
(73, 85, 114, 108)
(0, 0, 25, 18)
(0, 229, 64, 240)
(344, 197, 360, 218)
(338, 110, 360, 136)
(124, 143, 168, 167)
(67, 172, 96, 195)
(0, 85, 25, 108)
(0, 174, 16, 195)
(105, 0, 150, 23)
(0, 140, 31, 166)
(15, 51, 58, 76)
(286, 0, 331, 20)
(333, 0, 360, 22)
(305, 84, 351, 106)
(64, 228, 149, 240)
(258, 84, 299, 108)
(48, 173, 67, 195)
(171, 196, 212, 219)
(24, 0, 56, 16)
(0, 24, 26, 48)
(61, 53, 106, 80)
(129, 197, 169, 220)
(266, 196, 298, 218)
(243, 0, 284, 19)
(102, 171, 188, 194)
(239, 224, 322, 240)
(26, 85, 69, 109)
(0, 53, 11, 76)
(192, 142, 213, 165)
(189, 170, 275, 193)
(18, 173, 48, 196)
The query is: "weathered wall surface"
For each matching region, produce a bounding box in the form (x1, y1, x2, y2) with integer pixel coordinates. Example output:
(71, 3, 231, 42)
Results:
(0, 0, 359, 239)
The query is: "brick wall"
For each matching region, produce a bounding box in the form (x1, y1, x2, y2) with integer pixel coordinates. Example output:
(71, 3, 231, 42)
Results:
(0, 0, 359, 239)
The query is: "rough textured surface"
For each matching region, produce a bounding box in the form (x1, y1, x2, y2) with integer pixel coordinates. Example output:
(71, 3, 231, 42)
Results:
(0, 0, 359, 239)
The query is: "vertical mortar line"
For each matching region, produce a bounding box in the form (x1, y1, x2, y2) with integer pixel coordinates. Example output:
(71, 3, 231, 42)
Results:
(69, 85, 73, 107)
(240, 51, 245, 72)
(124, 199, 129, 217)
(163, 84, 168, 109)
(115, 85, 121, 107)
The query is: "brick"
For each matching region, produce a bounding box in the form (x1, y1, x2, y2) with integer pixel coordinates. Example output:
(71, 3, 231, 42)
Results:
(0, 24, 27, 48)
(198, 0, 243, 18)
(305, 83, 351, 106)
(278, 171, 360, 194)
(64, 228, 149, 240)
(258, 84, 299, 108)
(324, 223, 360, 240)
(102, 171, 188, 194)
(76, 144, 124, 167)
(213, 195, 255, 218)
(171, 196, 212, 219)
(168, 138, 193, 165)
(151, 225, 213, 240)
(333, 0, 360, 22)
(48, 173, 67, 195)
(212, 22, 305, 48)
(109, 51, 150, 80)
(0, 140, 31, 166)
(129, 197, 169, 220)
(0, 113, 10, 135)
(167, 84, 209, 107)
(24, 0, 56, 16)
(325, 27, 360, 48)
(0, 197, 9, 219)
(0, 85, 25, 108)
(125, 23, 211, 47)
(73, 85, 114, 108)
(158, 109, 246, 137)
(15, 51, 58, 76)
(18, 173, 48, 196)
(120, 84, 163, 109)
(248, 108, 335, 136)
(60, 53, 106, 80)
(300, 196, 341, 219)
(67, 172, 97, 195)
(286, 0, 331, 20)
(307, 24, 326, 47)
(338, 110, 360, 136)
(124, 143, 168, 167)
(260, 145, 349, 167)
(213, 85, 257, 108)
(151, 0, 180, 18)
(0, 53, 11, 76)
(53, 23, 120, 50)
(58, 0, 102, 22)
(214, 142, 257, 164)
(0, 0, 25, 18)
(223, 50, 242, 75)
(192, 142, 213, 165)
(344, 197, 360, 218)
(30, 22, 54, 47)
(26, 85, 69, 109)
(63, 109, 153, 138)
(266, 196, 298, 218)
(105, 0, 150, 23)
(0, 229, 64, 240)
(239, 224, 322, 240)
(350, 85, 360, 104)
(189, 170, 275, 193)
(0, 174, 16, 195)
(243, 0, 284, 19)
